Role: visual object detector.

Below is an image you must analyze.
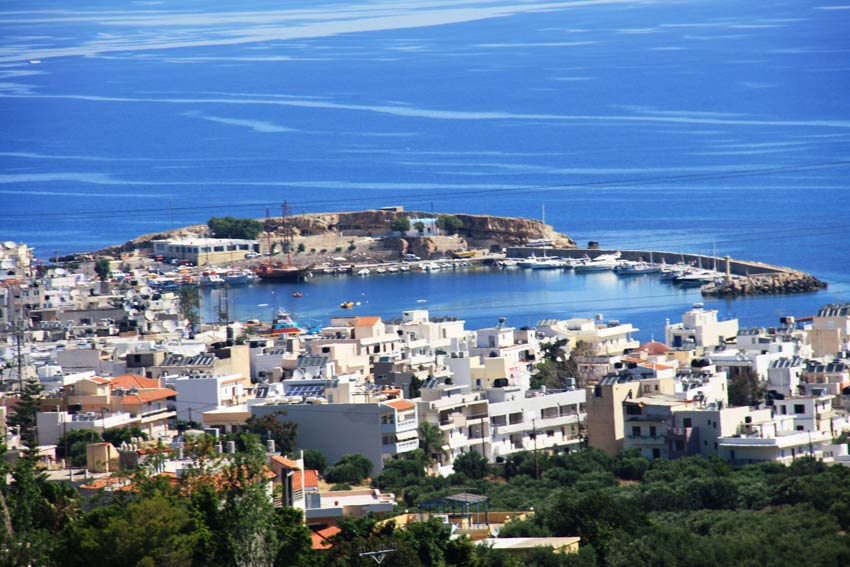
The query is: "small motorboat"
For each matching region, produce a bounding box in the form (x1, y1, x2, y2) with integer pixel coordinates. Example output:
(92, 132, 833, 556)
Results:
(340, 301, 354, 309)
(292, 292, 303, 298)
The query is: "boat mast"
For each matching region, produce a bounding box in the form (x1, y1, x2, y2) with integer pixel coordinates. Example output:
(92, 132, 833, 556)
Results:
(266, 207, 273, 268)
(283, 200, 293, 267)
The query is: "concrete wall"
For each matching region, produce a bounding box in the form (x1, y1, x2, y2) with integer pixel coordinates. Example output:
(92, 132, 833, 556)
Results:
(251, 403, 387, 473)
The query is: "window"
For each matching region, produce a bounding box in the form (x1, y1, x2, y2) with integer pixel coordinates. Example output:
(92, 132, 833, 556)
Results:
(794, 404, 805, 414)
(632, 426, 641, 436)
(781, 406, 787, 415)
(547, 430, 555, 437)
(796, 426, 804, 431)
(649, 426, 657, 437)
(626, 404, 642, 415)
(683, 418, 692, 428)
(675, 440, 684, 451)
(652, 448, 661, 458)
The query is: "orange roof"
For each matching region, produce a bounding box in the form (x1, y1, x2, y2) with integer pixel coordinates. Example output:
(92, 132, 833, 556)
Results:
(89, 376, 112, 385)
(121, 388, 178, 404)
(384, 399, 415, 411)
(271, 455, 300, 469)
(311, 526, 341, 550)
(110, 374, 162, 389)
(293, 470, 320, 491)
(353, 316, 381, 327)
(639, 362, 674, 371)
(638, 341, 670, 355)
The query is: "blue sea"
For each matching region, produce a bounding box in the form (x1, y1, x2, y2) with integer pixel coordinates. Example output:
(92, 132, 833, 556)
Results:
(2, 0, 849, 339)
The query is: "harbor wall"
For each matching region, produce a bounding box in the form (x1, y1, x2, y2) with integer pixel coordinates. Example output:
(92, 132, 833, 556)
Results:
(507, 248, 791, 276)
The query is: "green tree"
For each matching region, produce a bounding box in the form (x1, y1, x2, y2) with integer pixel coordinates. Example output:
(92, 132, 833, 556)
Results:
(244, 412, 298, 455)
(8, 377, 43, 448)
(325, 454, 373, 485)
(56, 429, 103, 468)
(102, 426, 148, 447)
(418, 422, 446, 468)
(208, 216, 263, 240)
(302, 449, 327, 475)
(63, 495, 200, 567)
(728, 368, 764, 407)
(177, 285, 200, 331)
(94, 258, 111, 281)
(391, 216, 411, 234)
(408, 375, 423, 399)
(414, 221, 426, 235)
(437, 215, 463, 235)
(453, 451, 490, 480)
(297, 242, 306, 253)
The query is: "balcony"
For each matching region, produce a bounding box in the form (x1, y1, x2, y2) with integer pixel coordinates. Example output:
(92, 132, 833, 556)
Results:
(625, 434, 665, 444)
(381, 417, 418, 434)
(383, 438, 420, 455)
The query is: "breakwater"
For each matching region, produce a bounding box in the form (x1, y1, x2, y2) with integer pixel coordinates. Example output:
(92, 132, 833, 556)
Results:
(507, 247, 827, 296)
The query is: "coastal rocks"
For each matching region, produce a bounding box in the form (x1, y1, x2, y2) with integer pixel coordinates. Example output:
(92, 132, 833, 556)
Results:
(702, 272, 827, 297)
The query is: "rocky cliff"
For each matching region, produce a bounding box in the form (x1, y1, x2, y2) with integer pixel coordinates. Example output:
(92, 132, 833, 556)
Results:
(83, 210, 575, 259)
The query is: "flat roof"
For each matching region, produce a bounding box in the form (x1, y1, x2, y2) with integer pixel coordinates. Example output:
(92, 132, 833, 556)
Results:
(477, 537, 581, 550)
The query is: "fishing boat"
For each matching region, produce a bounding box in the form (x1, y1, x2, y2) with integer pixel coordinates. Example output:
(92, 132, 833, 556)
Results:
(267, 309, 303, 335)
(340, 301, 354, 309)
(197, 272, 225, 287)
(223, 268, 256, 285)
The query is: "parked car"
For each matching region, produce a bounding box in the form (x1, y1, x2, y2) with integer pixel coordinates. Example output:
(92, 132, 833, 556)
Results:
(245, 252, 260, 259)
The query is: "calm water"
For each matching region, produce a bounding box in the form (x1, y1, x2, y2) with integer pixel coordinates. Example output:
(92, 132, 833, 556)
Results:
(2, 0, 850, 339)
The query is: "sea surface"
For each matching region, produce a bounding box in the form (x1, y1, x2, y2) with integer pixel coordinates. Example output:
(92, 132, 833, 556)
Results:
(2, 0, 849, 339)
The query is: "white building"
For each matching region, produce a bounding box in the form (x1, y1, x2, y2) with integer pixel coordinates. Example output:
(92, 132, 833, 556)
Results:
(665, 304, 738, 349)
(169, 372, 249, 423)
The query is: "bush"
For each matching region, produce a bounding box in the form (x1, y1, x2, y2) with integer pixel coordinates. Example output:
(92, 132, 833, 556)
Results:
(302, 449, 327, 475)
(57, 429, 103, 467)
(207, 216, 263, 240)
(453, 451, 490, 479)
(330, 484, 352, 491)
(325, 454, 373, 485)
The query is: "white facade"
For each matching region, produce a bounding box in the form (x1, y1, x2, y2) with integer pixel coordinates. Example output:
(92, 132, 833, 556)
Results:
(665, 305, 738, 349)
(170, 373, 248, 422)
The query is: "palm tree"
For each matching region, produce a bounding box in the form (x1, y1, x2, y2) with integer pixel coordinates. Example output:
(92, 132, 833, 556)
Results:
(418, 422, 446, 471)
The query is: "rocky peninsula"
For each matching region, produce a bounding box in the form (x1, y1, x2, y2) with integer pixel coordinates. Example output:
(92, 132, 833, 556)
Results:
(79, 210, 825, 297)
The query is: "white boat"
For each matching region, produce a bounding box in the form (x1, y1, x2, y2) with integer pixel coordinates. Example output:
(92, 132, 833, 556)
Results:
(376, 267, 387, 274)
(674, 269, 720, 287)
(614, 261, 661, 276)
(223, 268, 255, 285)
(197, 272, 225, 287)
(357, 268, 370, 276)
(574, 252, 621, 273)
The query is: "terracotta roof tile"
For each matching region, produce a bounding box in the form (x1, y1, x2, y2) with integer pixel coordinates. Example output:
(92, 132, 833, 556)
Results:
(311, 526, 341, 550)
(110, 374, 162, 389)
(384, 399, 415, 411)
(121, 388, 178, 404)
(293, 470, 319, 491)
(353, 316, 381, 327)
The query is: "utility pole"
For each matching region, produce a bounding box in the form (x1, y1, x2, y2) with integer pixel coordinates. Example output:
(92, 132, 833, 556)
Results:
(15, 317, 24, 394)
(533, 417, 539, 481)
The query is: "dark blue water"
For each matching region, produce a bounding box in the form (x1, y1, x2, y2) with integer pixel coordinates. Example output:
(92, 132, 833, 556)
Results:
(2, 0, 849, 338)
